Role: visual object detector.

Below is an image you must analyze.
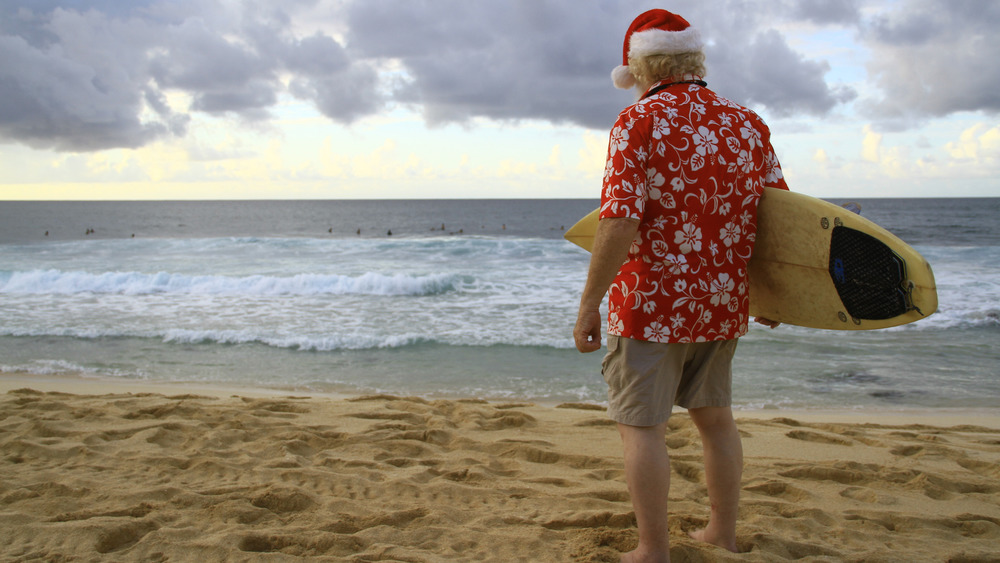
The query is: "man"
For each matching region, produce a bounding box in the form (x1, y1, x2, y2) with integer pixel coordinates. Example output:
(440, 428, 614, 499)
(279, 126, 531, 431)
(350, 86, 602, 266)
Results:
(573, 9, 787, 563)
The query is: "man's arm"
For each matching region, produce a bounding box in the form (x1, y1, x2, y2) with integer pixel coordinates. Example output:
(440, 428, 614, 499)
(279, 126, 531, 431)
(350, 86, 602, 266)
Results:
(574, 217, 640, 353)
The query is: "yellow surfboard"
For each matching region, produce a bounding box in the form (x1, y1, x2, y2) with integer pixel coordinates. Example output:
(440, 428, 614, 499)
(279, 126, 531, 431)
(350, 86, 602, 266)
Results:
(564, 188, 937, 330)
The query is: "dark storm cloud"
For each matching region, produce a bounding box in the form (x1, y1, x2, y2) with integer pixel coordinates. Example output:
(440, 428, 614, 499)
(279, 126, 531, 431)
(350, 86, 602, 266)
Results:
(276, 31, 383, 123)
(705, 29, 857, 118)
(692, 3, 859, 117)
(860, 0, 1000, 127)
(344, 0, 858, 129)
(5, 0, 940, 153)
(146, 17, 279, 119)
(0, 8, 170, 151)
(0, 0, 378, 151)
(344, 0, 623, 129)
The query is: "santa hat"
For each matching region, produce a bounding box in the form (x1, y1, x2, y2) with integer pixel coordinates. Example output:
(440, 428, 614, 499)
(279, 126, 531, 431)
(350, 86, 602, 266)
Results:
(611, 9, 704, 89)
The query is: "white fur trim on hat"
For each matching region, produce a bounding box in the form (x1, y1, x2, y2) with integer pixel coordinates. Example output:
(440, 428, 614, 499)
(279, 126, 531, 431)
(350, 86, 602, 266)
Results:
(628, 27, 704, 59)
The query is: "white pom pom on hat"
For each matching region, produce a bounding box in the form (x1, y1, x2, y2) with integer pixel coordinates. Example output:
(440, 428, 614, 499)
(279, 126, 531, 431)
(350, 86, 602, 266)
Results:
(611, 9, 704, 89)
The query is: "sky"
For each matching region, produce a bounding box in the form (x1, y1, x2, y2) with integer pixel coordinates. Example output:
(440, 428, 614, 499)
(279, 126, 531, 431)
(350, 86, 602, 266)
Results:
(1, 0, 998, 200)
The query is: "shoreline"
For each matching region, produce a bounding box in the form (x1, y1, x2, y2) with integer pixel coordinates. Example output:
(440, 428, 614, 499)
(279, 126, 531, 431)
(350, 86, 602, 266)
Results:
(3, 370, 999, 429)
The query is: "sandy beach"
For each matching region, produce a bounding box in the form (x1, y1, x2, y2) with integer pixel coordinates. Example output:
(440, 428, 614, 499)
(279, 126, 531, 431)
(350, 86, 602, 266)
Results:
(2, 375, 999, 562)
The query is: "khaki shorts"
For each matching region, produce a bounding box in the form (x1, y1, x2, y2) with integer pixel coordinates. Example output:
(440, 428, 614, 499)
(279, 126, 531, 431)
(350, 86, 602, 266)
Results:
(601, 335, 737, 427)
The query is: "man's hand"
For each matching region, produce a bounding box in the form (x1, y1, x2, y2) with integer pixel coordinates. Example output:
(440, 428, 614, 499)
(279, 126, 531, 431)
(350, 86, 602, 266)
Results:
(573, 217, 639, 354)
(574, 309, 603, 353)
(754, 317, 781, 329)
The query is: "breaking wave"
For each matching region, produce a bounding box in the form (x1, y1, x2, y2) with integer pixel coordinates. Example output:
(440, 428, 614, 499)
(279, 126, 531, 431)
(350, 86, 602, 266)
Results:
(0, 269, 463, 297)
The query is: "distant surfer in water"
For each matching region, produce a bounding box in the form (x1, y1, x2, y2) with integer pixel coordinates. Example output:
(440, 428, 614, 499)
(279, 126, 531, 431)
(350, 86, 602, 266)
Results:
(573, 10, 787, 562)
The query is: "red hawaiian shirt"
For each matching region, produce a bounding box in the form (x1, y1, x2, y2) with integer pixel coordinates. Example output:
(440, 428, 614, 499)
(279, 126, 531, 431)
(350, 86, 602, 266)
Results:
(601, 78, 788, 343)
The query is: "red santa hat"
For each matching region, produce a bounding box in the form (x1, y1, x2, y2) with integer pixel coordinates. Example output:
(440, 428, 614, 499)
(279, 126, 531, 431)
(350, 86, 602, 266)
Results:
(611, 9, 704, 89)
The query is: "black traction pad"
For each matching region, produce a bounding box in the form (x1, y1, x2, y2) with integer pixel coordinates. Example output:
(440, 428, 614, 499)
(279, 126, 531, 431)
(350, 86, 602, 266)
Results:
(828, 226, 909, 320)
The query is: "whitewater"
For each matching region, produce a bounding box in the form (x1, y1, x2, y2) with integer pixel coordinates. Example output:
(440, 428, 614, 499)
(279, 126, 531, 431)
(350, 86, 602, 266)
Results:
(0, 198, 997, 410)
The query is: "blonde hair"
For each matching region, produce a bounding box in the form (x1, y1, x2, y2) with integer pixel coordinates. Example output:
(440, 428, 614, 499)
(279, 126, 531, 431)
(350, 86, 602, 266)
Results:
(629, 51, 707, 90)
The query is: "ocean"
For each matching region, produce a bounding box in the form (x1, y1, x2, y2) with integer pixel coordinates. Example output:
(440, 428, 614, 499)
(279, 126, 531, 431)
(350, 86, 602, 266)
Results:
(1, 197, 997, 412)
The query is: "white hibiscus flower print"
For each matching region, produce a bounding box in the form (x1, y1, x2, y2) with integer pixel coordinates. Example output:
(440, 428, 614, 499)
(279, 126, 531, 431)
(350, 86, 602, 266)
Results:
(610, 126, 630, 156)
(652, 117, 670, 140)
(720, 222, 741, 247)
(663, 254, 689, 276)
(674, 223, 703, 254)
(764, 151, 784, 184)
(644, 321, 671, 342)
(710, 273, 735, 306)
(737, 149, 755, 174)
(693, 126, 719, 156)
(740, 121, 761, 149)
(647, 168, 667, 200)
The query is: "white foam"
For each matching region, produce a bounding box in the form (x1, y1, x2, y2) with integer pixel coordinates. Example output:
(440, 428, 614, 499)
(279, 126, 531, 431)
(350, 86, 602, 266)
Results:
(0, 269, 462, 297)
(0, 359, 140, 378)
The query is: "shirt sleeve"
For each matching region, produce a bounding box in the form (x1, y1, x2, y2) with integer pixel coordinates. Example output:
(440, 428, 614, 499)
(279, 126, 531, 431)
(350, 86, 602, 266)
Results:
(761, 127, 789, 191)
(600, 112, 649, 220)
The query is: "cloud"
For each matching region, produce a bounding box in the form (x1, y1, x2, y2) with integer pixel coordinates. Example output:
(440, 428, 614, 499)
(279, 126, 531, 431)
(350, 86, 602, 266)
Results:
(861, 124, 882, 162)
(0, 0, 377, 151)
(344, 0, 625, 129)
(0, 9, 171, 151)
(0, 0, 861, 152)
(345, 0, 856, 128)
(289, 65, 382, 125)
(705, 29, 857, 118)
(787, 0, 862, 25)
(860, 0, 1000, 128)
(945, 123, 1000, 166)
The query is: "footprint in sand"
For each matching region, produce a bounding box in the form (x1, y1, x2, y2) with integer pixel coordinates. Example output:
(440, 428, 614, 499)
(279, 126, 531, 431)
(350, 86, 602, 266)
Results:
(250, 487, 316, 514)
(95, 520, 160, 554)
(839, 486, 898, 505)
(744, 480, 812, 502)
(785, 429, 854, 446)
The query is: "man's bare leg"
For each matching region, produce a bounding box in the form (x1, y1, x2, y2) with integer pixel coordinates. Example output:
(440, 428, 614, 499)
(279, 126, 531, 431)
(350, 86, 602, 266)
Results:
(617, 421, 671, 563)
(687, 406, 742, 553)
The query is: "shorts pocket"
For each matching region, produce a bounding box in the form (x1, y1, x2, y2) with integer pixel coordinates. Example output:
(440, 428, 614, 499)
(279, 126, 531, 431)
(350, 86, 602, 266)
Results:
(601, 335, 620, 382)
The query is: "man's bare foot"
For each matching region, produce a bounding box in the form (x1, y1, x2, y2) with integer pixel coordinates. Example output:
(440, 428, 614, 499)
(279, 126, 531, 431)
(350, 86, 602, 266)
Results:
(688, 529, 738, 553)
(620, 547, 670, 563)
